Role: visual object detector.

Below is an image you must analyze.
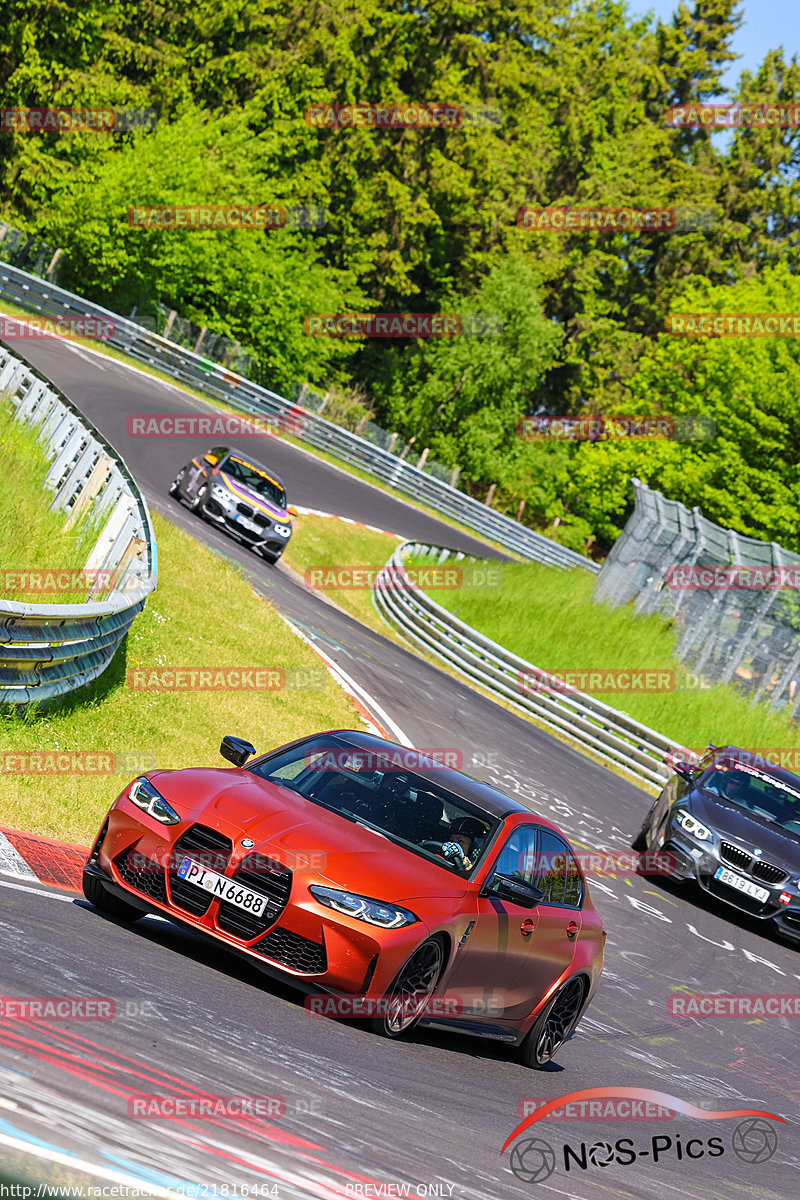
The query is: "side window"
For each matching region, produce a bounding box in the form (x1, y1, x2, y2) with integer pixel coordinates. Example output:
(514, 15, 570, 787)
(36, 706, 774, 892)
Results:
(490, 825, 538, 885)
(534, 830, 583, 908)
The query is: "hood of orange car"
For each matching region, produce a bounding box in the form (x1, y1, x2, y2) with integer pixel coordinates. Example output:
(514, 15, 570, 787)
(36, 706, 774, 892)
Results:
(151, 767, 470, 902)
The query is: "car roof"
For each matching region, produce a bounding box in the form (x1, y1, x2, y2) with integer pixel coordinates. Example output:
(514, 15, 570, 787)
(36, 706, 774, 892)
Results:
(708, 745, 800, 791)
(328, 729, 545, 821)
(220, 448, 286, 490)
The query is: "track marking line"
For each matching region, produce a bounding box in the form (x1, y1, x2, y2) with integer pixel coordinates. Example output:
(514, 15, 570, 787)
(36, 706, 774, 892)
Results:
(0, 877, 76, 902)
(0, 1129, 188, 1197)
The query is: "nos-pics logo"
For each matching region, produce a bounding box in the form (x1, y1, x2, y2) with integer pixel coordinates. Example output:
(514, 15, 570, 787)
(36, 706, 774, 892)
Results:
(502, 1088, 782, 1184)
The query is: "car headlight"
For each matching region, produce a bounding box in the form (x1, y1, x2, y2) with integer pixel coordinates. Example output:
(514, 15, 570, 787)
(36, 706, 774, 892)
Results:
(309, 885, 418, 928)
(127, 777, 180, 825)
(273, 522, 291, 538)
(674, 809, 712, 841)
(211, 484, 231, 503)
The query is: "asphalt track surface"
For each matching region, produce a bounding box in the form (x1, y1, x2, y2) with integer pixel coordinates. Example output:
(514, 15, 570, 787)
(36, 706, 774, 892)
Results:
(1, 332, 798, 1199)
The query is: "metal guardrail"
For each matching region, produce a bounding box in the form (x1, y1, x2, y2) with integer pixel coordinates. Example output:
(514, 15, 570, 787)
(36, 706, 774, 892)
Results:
(1, 342, 157, 705)
(374, 542, 689, 790)
(0, 261, 597, 572)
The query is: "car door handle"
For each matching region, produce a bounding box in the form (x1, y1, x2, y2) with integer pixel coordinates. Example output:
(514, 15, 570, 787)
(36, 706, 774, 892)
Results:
(520, 918, 536, 937)
(566, 921, 579, 939)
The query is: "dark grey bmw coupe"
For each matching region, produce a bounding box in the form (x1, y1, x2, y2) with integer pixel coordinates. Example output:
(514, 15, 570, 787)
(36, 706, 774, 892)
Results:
(634, 745, 800, 945)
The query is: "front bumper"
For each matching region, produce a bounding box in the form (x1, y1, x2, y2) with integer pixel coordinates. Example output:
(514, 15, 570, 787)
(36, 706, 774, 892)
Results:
(204, 497, 291, 556)
(92, 804, 426, 997)
(658, 821, 800, 937)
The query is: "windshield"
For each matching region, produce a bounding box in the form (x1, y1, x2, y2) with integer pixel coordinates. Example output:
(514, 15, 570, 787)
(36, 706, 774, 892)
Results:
(700, 766, 800, 834)
(221, 455, 286, 509)
(247, 735, 500, 876)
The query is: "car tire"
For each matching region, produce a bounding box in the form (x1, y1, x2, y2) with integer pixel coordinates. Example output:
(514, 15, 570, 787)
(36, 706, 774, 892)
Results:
(519, 976, 586, 1069)
(631, 823, 649, 851)
(191, 481, 210, 515)
(260, 549, 280, 565)
(368, 936, 446, 1039)
(82, 870, 143, 923)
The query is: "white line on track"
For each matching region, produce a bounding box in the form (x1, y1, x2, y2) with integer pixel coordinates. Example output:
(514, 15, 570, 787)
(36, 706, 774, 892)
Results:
(0, 1130, 185, 1196)
(0, 876, 75, 902)
(283, 617, 412, 747)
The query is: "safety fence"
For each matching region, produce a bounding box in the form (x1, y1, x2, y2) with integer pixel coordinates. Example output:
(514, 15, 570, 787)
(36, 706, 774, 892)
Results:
(0, 260, 595, 571)
(374, 541, 689, 791)
(594, 479, 800, 718)
(0, 342, 157, 705)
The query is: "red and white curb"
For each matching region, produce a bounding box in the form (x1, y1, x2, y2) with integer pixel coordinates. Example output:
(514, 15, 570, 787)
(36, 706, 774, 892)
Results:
(293, 505, 403, 540)
(0, 826, 87, 892)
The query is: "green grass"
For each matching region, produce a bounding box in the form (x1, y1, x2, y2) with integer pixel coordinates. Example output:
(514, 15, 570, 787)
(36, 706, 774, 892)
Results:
(0, 511, 365, 842)
(0, 399, 105, 602)
(408, 553, 800, 753)
(283, 511, 400, 633)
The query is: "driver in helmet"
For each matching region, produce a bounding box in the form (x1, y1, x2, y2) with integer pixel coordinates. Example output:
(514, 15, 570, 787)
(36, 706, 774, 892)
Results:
(439, 816, 490, 872)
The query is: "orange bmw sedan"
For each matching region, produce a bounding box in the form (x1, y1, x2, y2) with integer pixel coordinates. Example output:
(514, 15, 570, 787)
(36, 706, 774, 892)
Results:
(83, 730, 605, 1067)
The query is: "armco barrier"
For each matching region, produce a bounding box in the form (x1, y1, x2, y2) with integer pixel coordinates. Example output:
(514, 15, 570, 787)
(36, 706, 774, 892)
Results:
(1, 341, 157, 705)
(374, 542, 689, 790)
(0, 261, 596, 572)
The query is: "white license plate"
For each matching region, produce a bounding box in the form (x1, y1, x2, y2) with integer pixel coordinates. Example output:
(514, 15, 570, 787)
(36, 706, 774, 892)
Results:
(177, 857, 266, 916)
(715, 865, 770, 903)
(235, 514, 260, 533)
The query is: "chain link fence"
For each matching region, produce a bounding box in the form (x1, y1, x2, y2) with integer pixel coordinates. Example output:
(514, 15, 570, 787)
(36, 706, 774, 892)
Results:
(593, 479, 800, 717)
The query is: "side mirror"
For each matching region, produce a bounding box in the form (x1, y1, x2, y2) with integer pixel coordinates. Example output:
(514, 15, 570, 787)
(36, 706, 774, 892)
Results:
(672, 759, 696, 781)
(287, 505, 299, 517)
(204, 453, 219, 466)
(482, 873, 544, 908)
(221, 735, 256, 767)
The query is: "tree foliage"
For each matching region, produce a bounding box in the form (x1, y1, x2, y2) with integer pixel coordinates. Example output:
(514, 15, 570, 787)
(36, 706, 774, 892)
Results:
(0, 0, 797, 554)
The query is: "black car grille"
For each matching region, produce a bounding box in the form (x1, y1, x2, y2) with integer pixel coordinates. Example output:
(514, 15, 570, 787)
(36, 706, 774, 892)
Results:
(235, 503, 270, 530)
(720, 842, 788, 885)
(168, 825, 234, 916)
(114, 846, 168, 905)
(254, 926, 326, 974)
(751, 861, 789, 885)
(216, 855, 292, 940)
(720, 842, 751, 871)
